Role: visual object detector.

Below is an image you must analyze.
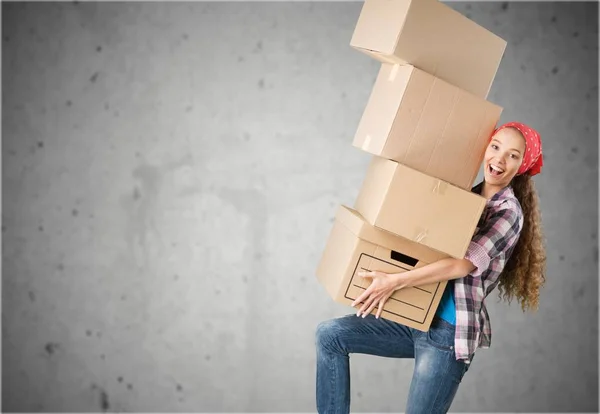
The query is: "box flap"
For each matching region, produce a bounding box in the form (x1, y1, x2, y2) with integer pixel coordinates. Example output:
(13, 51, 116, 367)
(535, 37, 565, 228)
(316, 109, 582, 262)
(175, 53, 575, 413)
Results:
(337, 205, 448, 263)
(374, 163, 486, 258)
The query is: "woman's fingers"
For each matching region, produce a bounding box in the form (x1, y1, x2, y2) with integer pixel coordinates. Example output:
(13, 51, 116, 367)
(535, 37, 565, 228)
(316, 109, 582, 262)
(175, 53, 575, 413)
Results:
(358, 291, 381, 317)
(351, 287, 371, 308)
(357, 270, 377, 277)
(357, 296, 372, 316)
(352, 271, 393, 318)
(356, 293, 371, 316)
(362, 295, 381, 317)
(376, 294, 391, 319)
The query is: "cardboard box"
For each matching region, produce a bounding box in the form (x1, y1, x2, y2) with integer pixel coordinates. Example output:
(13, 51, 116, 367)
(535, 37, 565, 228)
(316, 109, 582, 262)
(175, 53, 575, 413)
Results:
(316, 205, 449, 331)
(350, 0, 507, 99)
(353, 63, 502, 190)
(355, 158, 486, 259)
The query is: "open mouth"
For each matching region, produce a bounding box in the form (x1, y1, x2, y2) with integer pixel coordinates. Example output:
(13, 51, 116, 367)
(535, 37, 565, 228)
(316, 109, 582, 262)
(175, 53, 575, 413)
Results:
(488, 164, 505, 177)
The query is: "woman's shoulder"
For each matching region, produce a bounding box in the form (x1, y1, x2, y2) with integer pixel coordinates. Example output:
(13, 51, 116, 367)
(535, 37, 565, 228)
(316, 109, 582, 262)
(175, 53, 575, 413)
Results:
(499, 186, 521, 207)
(492, 186, 524, 227)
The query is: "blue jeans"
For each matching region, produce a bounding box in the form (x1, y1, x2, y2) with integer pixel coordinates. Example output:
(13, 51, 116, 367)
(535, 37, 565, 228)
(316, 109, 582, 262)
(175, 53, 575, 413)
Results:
(315, 314, 472, 414)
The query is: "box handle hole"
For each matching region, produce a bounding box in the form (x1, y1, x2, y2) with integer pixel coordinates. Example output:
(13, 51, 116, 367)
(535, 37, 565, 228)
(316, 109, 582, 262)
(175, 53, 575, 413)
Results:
(390, 250, 418, 267)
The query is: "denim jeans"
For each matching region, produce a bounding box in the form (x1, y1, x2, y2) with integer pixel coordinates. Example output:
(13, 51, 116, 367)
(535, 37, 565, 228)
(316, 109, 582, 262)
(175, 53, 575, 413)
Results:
(315, 314, 472, 414)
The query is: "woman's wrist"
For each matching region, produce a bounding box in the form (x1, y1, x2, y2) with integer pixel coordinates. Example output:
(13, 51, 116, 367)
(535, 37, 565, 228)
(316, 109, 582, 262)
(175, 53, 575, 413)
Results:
(391, 272, 410, 291)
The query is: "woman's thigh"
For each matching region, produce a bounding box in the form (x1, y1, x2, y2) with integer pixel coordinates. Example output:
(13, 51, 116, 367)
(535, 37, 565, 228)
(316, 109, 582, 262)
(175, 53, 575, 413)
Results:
(407, 318, 472, 413)
(315, 314, 416, 358)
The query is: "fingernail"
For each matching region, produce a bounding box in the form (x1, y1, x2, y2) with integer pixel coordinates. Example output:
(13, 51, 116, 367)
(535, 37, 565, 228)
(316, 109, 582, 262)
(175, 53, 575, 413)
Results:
(356, 311, 360, 317)
(362, 314, 366, 318)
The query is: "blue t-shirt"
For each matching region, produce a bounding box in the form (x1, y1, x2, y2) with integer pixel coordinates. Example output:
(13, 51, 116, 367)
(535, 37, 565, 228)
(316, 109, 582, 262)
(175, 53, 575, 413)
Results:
(435, 279, 456, 324)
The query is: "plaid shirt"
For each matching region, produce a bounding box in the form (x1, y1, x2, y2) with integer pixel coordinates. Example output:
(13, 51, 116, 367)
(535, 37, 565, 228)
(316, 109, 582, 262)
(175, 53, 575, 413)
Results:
(453, 182, 524, 363)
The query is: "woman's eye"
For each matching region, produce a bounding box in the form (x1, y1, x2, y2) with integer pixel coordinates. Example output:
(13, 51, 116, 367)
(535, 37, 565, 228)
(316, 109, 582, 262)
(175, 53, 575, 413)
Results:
(491, 144, 498, 150)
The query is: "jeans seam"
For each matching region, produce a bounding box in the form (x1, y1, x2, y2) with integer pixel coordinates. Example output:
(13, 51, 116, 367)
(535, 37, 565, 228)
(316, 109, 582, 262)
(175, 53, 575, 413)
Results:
(429, 351, 453, 413)
(328, 356, 335, 414)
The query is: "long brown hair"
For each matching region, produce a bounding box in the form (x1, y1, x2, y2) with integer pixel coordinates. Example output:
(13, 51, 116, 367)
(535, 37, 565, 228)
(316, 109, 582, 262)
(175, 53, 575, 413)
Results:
(497, 174, 547, 311)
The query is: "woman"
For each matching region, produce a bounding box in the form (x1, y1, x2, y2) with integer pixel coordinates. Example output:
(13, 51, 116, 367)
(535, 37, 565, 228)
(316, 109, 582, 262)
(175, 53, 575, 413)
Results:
(315, 122, 546, 414)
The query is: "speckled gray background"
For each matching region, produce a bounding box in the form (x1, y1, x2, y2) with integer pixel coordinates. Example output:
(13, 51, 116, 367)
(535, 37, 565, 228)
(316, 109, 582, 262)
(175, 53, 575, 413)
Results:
(2, 1, 598, 412)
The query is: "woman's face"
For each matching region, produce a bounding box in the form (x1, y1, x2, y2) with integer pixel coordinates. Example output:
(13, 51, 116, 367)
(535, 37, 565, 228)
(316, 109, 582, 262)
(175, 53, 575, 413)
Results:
(483, 127, 526, 187)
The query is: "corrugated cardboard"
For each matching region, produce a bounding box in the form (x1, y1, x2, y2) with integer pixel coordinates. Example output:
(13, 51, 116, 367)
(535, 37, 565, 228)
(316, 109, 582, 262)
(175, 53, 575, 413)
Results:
(354, 158, 486, 259)
(350, 0, 507, 99)
(353, 63, 502, 190)
(316, 205, 449, 331)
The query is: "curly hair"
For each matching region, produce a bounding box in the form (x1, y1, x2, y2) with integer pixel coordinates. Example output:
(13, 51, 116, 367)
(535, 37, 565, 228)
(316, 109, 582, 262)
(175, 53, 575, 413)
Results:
(497, 174, 547, 311)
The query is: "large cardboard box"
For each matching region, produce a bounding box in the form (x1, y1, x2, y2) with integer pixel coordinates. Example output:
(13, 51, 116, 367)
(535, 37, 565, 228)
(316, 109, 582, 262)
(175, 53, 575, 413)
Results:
(353, 63, 502, 190)
(355, 158, 486, 259)
(316, 205, 449, 331)
(350, 0, 507, 99)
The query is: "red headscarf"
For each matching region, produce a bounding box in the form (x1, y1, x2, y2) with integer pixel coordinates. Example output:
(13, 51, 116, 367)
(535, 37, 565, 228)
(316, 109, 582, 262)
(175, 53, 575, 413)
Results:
(492, 122, 543, 176)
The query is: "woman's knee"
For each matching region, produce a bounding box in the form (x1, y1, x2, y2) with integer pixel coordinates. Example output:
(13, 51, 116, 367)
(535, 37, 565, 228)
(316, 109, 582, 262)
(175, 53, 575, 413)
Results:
(315, 318, 345, 353)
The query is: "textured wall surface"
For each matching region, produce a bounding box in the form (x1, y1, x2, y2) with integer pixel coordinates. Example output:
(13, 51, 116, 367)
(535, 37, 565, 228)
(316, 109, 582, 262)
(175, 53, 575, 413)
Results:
(2, 1, 598, 412)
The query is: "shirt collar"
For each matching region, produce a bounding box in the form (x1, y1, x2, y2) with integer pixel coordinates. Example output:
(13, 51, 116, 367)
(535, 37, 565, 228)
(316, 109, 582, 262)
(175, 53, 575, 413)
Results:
(471, 181, 516, 206)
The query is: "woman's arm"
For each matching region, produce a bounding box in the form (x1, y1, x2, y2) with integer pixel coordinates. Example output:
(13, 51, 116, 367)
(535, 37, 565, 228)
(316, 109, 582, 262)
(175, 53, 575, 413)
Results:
(390, 257, 476, 290)
(391, 205, 523, 290)
(353, 257, 476, 317)
(354, 205, 522, 317)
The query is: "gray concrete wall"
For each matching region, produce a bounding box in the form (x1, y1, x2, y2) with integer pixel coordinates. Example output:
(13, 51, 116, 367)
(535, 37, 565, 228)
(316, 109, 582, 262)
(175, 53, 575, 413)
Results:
(2, 1, 597, 412)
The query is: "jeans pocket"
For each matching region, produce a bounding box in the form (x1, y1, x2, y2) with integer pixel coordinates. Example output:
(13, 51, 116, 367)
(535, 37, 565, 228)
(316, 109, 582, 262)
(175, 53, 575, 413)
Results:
(426, 323, 455, 352)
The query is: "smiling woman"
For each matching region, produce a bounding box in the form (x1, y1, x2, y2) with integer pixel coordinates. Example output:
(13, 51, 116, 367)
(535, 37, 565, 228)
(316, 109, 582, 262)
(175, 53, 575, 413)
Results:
(315, 121, 547, 414)
(484, 128, 526, 192)
(482, 122, 544, 199)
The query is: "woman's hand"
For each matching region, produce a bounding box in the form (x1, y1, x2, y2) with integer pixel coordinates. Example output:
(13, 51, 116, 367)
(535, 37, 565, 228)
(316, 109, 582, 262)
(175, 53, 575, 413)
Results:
(351, 270, 401, 319)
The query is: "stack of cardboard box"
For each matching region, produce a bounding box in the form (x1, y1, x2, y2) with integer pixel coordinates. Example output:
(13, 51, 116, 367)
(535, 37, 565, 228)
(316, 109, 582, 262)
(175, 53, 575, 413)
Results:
(317, 0, 508, 331)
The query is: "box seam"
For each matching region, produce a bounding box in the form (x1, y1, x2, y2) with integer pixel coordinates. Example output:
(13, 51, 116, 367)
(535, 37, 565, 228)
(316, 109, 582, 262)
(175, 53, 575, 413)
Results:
(401, 69, 434, 162)
(423, 80, 458, 180)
